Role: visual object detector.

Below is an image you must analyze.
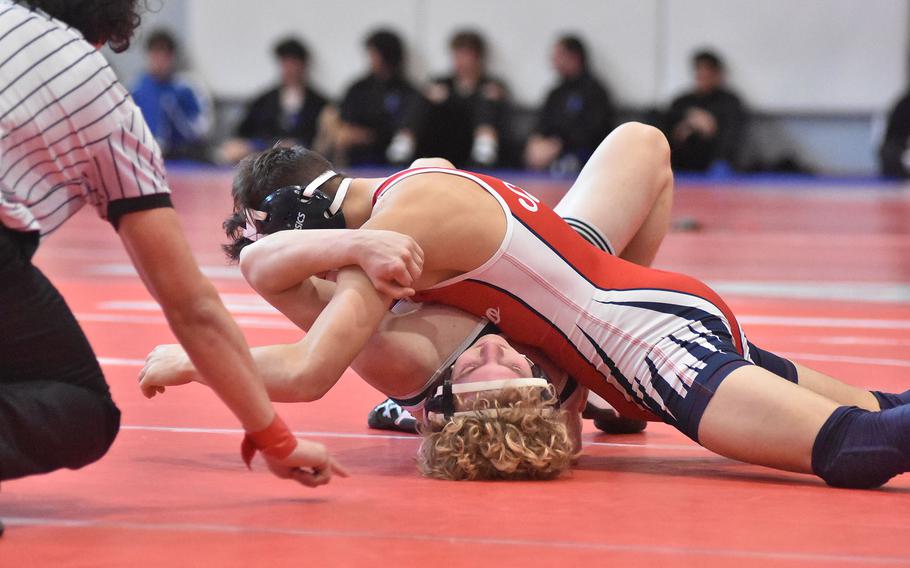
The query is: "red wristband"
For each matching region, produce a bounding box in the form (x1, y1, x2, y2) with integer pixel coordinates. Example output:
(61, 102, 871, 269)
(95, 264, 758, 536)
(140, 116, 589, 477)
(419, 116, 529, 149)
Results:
(240, 414, 298, 469)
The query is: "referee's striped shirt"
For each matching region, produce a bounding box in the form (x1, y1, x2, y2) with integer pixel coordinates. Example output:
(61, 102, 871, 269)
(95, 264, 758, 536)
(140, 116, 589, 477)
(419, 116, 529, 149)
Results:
(0, 0, 172, 237)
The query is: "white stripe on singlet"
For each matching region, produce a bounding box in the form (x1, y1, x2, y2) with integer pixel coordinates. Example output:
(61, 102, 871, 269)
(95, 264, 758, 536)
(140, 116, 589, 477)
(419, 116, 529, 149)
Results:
(388, 219, 613, 412)
(0, 1, 169, 235)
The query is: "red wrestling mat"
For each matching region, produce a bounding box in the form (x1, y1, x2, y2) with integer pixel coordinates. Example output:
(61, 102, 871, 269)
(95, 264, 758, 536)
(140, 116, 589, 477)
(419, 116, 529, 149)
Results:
(2, 170, 909, 567)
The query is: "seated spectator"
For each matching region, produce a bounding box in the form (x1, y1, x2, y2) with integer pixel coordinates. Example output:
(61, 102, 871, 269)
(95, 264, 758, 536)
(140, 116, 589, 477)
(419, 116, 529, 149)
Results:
(332, 29, 418, 166)
(663, 50, 746, 173)
(525, 35, 615, 173)
(219, 37, 330, 164)
(879, 90, 910, 178)
(131, 29, 211, 160)
(389, 30, 509, 168)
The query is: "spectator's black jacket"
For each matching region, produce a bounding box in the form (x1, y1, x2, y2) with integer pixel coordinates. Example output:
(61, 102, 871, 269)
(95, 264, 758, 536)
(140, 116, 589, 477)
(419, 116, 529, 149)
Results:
(407, 74, 509, 167)
(340, 74, 418, 165)
(665, 87, 745, 169)
(880, 92, 910, 177)
(236, 84, 328, 147)
(535, 72, 616, 157)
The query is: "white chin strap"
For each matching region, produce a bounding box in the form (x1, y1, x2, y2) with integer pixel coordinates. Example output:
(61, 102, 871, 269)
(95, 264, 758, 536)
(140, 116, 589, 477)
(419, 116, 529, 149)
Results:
(302, 169, 337, 197)
(304, 170, 350, 217)
(329, 177, 352, 216)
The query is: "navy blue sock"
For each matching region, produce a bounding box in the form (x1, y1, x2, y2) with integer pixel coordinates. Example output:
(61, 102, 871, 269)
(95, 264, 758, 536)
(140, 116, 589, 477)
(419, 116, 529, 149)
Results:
(872, 390, 910, 410)
(811, 405, 910, 489)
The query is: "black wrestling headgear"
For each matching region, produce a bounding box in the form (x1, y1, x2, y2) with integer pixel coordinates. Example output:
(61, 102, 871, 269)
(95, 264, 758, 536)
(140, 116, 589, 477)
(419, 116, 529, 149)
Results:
(242, 170, 351, 240)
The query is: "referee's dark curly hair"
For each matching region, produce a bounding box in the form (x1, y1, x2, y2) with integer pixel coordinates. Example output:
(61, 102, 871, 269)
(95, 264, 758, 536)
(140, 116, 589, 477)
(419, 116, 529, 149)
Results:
(17, 0, 143, 52)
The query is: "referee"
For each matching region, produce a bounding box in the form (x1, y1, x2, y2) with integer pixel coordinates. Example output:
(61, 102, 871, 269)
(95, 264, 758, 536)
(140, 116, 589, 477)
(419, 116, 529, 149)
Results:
(0, 0, 345, 499)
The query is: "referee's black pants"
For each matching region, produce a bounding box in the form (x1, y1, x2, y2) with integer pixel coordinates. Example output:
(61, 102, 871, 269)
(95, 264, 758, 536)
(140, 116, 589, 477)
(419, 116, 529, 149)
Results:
(0, 227, 120, 481)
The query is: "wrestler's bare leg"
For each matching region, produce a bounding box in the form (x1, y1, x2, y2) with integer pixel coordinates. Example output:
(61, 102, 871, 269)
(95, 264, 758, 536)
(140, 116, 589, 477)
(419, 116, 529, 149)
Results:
(698, 365, 837, 473)
(700, 363, 910, 488)
(555, 122, 673, 267)
(791, 363, 880, 410)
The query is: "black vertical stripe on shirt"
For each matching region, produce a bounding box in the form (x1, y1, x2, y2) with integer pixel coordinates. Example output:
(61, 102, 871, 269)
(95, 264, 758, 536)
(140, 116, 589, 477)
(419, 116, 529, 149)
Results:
(134, 122, 162, 189)
(105, 136, 125, 200)
(90, 153, 111, 202)
(127, 126, 144, 196)
(151, 148, 165, 185)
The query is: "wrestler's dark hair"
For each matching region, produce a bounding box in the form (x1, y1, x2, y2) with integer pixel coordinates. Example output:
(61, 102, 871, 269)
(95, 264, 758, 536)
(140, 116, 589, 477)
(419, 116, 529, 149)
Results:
(365, 28, 405, 75)
(17, 0, 143, 53)
(556, 34, 588, 70)
(223, 146, 342, 261)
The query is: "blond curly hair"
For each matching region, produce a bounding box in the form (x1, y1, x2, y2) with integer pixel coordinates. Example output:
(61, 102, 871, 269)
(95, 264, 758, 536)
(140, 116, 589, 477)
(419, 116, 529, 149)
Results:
(417, 385, 576, 481)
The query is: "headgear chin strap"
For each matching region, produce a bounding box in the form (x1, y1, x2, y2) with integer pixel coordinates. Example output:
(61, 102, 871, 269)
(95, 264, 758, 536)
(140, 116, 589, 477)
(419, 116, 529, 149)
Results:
(241, 170, 351, 241)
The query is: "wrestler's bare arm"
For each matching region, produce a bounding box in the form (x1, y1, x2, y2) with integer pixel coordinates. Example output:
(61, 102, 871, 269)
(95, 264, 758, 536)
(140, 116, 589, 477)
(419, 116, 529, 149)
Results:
(224, 176, 498, 396)
(230, 227, 431, 399)
(140, 224, 481, 398)
(243, 158, 468, 392)
(234, 177, 495, 400)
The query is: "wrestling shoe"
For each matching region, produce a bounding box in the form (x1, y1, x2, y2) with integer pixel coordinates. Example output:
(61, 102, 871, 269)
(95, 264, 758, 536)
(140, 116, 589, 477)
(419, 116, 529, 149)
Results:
(582, 402, 648, 434)
(368, 398, 418, 434)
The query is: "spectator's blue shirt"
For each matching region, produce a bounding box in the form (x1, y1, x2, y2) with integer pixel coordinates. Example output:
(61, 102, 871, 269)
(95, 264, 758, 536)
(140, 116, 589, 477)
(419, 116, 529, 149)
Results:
(132, 73, 208, 155)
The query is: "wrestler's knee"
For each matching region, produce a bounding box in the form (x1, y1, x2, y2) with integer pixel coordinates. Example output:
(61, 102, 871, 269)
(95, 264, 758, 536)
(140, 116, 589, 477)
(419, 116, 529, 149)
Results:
(410, 157, 455, 169)
(611, 122, 671, 163)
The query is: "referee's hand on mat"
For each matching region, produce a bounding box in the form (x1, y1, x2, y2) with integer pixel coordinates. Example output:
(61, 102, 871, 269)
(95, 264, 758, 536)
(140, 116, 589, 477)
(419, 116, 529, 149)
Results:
(263, 439, 350, 487)
(138, 344, 195, 398)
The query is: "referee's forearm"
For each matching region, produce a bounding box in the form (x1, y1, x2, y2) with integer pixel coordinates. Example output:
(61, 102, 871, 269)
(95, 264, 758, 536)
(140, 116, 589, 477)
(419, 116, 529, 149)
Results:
(118, 207, 277, 432)
(161, 290, 275, 432)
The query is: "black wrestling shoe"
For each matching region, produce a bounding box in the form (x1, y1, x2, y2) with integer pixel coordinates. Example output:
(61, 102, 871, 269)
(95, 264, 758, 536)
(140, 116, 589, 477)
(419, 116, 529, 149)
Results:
(0, 518, 4, 538)
(582, 402, 648, 434)
(368, 399, 418, 434)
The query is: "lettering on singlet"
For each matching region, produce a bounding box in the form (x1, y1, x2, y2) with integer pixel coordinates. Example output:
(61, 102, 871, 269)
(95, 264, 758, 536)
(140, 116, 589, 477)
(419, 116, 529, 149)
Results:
(503, 182, 540, 212)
